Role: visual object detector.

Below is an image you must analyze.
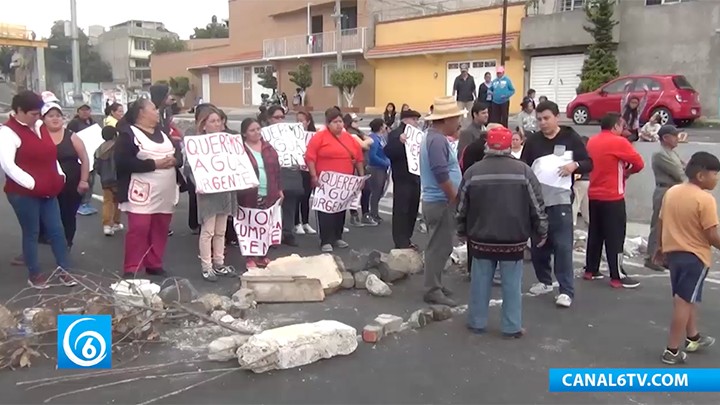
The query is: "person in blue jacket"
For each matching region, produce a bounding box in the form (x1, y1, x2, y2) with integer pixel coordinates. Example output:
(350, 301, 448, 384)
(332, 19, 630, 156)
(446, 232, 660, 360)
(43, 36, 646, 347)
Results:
(366, 118, 391, 223)
(489, 66, 515, 127)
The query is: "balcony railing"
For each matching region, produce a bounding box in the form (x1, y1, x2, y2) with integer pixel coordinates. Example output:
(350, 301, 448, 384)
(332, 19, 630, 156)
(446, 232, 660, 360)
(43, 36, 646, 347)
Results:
(263, 27, 366, 60)
(526, 0, 587, 16)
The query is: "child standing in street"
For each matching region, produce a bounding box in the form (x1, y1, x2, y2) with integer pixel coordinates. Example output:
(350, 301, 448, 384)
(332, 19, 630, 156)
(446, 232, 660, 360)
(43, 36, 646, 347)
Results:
(94, 126, 124, 236)
(655, 151, 720, 364)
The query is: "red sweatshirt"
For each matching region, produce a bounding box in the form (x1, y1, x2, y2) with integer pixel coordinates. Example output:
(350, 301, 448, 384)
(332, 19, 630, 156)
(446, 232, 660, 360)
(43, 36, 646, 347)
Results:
(586, 131, 644, 201)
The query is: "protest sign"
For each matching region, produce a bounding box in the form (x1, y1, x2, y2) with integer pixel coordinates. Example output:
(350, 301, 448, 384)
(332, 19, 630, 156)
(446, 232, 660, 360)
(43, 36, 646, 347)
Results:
(185, 132, 259, 194)
(76, 124, 103, 168)
(311, 171, 369, 214)
(233, 203, 282, 256)
(261, 123, 307, 168)
(305, 131, 315, 146)
(403, 125, 425, 176)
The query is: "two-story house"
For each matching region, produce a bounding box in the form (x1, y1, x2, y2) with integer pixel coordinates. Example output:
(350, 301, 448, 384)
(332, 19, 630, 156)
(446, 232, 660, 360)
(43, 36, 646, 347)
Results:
(97, 20, 179, 89)
(170, 0, 374, 109)
(521, 0, 720, 117)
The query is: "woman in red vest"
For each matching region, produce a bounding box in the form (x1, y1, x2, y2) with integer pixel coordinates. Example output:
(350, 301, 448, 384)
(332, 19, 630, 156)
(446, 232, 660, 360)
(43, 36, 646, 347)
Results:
(0, 91, 78, 289)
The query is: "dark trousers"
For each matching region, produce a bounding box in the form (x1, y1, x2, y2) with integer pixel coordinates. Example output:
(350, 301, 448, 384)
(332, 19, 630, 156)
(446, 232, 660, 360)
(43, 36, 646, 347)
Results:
(490, 102, 510, 127)
(295, 171, 312, 225)
(351, 187, 371, 216)
(317, 211, 346, 246)
(57, 185, 83, 247)
(187, 181, 199, 230)
(646, 187, 668, 259)
(281, 194, 298, 239)
(586, 199, 627, 280)
(225, 216, 237, 245)
(531, 204, 575, 298)
(391, 180, 420, 248)
(367, 166, 388, 217)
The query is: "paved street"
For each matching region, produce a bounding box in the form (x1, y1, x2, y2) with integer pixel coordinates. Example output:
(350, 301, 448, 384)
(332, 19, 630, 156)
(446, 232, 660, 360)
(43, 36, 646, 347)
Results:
(0, 175, 720, 404)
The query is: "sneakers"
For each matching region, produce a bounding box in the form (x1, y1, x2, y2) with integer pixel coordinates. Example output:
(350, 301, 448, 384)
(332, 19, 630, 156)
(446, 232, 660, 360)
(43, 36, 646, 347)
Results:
(56, 269, 79, 287)
(168, 230, 174, 237)
(103, 225, 114, 236)
(686, 335, 715, 352)
(343, 227, 350, 233)
(372, 215, 384, 225)
(11, 255, 24, 266)
(27, 274, 50, 290)
(661, 349, 687, 365)
(335, 240, 349, 249)
(294, 224, 305, 235)
(201, 264, 218, 282)
(610, 276, 640, 289)
(349, 215, 363, 227)
(555, 294, 572, 308)
(321, 244, 334, 253)
(77, 203, 97, 216)
(213, 263, 238, 276)
(302, 224, 317, 234)
(529, 282, 554, 295)
(361, 214, 378, 226)
(583, 271, 605, 280)
(423, 289, 458, 307)
(112, 223, 125, 232)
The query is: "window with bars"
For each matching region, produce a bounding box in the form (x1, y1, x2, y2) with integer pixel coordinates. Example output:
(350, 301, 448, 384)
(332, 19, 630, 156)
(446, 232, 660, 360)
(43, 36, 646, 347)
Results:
(322, 60, 357, 87)
(560, 0, 585, 11)
(646, 0, 683, 5)
(219, 67, 242, 84)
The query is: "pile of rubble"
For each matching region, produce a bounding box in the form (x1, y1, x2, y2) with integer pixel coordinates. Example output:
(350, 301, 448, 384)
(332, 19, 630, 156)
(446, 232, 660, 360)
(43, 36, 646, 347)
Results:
(338, 249, 424, 296)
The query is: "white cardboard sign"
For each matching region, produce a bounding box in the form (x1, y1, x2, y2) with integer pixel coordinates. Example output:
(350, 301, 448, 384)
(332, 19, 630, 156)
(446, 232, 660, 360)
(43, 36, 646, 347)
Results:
(185, 132, 259, 194)
(233, 203, 282, 256)
(76, 124, 103, 168)
(261, 123, 307, 168)
(404, 125, 425, 176)
(311, 171, 369, 214)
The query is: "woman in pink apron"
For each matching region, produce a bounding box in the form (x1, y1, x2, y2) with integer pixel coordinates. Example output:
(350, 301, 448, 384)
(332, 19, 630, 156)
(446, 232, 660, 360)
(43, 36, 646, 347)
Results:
(114, 98, 182, 278)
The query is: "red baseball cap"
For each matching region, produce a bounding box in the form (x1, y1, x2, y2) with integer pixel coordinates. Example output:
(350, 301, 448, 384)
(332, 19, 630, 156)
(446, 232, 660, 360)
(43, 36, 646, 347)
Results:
(487, 126, 512, 150)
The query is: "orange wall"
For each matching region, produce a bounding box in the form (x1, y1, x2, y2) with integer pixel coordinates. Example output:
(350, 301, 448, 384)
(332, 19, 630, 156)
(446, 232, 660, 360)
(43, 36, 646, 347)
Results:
(375, 4, 525, 46)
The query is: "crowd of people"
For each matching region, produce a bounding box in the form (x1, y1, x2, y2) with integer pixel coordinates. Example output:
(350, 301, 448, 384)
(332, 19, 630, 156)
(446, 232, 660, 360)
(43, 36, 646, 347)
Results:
(1, 79, 718, 365)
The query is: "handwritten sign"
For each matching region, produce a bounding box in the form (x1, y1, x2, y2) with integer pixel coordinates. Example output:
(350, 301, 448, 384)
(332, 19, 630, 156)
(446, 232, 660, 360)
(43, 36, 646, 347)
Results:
(311, 171, 369, 214)
(233, 203, 282, 256)
(261, 123, 307, 168)
(305, 131, 316, 146)
(76, 124, 103, 168)
(185, 132, 259, 194)
(404, 125, 425, 176)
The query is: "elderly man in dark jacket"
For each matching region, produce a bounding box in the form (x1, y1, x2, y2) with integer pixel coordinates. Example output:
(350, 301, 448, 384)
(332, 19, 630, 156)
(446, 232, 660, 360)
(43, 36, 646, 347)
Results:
(457, 126, 548, 338)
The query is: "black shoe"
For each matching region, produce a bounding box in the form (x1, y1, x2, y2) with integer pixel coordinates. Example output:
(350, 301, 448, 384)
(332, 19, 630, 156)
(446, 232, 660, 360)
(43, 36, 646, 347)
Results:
(423, 289, 458, 307)
(167, 230, 174, 237)
(146, 267, 168, 277)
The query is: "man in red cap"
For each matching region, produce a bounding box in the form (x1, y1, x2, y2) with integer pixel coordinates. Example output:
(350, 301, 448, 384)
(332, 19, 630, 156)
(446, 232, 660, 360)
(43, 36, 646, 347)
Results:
(456, 126, 548, 338)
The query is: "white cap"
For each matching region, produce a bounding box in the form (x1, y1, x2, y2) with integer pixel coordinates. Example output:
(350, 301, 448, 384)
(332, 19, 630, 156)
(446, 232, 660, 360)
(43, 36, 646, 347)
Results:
(41, 102, 62, 117)
(41, 91, 60, 104)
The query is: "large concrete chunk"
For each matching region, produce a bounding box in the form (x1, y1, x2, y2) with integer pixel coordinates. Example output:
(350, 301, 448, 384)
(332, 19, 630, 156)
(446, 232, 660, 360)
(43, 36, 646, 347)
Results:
(384, 249, 423, 275)
(208, 335, 250, 362)
(242, 254, 342, 301)
(241, 276, 325, 303)
(236, 320, 358, 373)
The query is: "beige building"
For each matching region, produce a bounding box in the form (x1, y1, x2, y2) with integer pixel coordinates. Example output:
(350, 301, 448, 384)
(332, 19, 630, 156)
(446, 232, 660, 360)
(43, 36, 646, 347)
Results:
(151, 0, 375, 109)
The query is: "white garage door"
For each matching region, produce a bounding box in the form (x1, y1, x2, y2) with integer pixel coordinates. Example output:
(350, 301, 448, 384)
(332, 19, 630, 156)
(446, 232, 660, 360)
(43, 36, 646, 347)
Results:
(446, 60, 498, 97)
(530, 54, 585, 112)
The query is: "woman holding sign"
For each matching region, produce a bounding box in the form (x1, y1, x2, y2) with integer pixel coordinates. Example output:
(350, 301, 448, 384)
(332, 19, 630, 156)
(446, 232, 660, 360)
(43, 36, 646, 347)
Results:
(237, 118, 283, 269)
(305, 108, 365, 253)
(185, 106, 240, 281)
(115, 98, 183, 278)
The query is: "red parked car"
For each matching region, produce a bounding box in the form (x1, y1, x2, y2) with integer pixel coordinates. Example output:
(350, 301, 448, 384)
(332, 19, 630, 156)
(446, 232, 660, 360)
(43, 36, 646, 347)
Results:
(566, 74, 701, 127)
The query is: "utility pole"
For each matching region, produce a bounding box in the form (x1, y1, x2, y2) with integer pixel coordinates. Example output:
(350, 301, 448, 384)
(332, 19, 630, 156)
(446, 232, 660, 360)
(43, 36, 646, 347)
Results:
(70, 0, 82, 106)
(332, 0, 343, 107)
(500, 0, 508, 67)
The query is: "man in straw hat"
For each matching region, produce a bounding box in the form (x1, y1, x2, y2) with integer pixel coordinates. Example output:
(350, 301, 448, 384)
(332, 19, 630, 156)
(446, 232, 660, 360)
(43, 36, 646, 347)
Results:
(457, 126, 548, 338)
(419, 96, 465, 306)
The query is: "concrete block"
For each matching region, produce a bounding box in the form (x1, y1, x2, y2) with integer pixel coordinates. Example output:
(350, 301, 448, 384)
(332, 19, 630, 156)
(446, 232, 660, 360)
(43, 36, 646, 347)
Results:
(354, 271, 369, 289)
(253, 254, 342, 292)
(241, 276, 325, 303)
(366, 274, 392, 297)
(237, 320, 357, 373)
(208, 335, 250, 362)
(373, 314, 403, 335)
(340, 272, 355, 289)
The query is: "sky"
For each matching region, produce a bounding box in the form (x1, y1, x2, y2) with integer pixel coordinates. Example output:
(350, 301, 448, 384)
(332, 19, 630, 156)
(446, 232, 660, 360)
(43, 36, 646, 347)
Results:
(3, 0, 230, 39)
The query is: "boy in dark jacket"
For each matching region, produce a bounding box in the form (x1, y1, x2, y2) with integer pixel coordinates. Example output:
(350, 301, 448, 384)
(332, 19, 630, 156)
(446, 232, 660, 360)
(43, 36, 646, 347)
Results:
(95, 126, 123, 236)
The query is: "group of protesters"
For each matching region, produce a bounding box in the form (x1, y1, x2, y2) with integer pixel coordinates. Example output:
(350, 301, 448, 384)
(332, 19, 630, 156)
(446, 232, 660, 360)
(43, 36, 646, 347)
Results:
(2, 82, 718, 366)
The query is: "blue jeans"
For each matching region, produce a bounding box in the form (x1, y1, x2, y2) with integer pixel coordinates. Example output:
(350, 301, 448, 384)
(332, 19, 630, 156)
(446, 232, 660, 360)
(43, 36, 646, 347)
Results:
(530, 204, 575, 298)
(7, 193, 70, 275)
(468, 258, 523, 334)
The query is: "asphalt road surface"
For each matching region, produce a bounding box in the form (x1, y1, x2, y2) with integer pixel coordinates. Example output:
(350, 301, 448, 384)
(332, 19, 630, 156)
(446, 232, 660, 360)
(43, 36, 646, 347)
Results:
(0, 174, 719, 404)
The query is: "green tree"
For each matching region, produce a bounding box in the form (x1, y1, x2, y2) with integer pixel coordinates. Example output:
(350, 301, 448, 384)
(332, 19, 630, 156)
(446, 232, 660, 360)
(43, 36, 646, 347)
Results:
(152, 37, 186, 54)
(578, 0, 619, 94)
(191, 15, 229, 39)
(46, 21, 112, 83)
(258, 68, 277, 94)
(288, 62, 312, 105)
(0, 46, 14, 76)
(169, 76, 191, 106)
(330, 69, 364, 107)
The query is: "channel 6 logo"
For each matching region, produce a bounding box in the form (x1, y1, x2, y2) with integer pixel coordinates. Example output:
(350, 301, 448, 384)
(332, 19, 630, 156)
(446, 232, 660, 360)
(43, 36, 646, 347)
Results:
(57, 315, 112, 369)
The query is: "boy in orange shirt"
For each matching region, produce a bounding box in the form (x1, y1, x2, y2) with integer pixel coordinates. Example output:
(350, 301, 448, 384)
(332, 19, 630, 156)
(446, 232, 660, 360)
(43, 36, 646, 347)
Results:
(655, 151, 720, 364)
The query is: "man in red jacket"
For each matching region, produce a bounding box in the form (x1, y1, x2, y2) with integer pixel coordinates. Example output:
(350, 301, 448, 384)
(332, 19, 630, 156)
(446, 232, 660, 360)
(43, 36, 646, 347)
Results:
(584, 112, 645, 288)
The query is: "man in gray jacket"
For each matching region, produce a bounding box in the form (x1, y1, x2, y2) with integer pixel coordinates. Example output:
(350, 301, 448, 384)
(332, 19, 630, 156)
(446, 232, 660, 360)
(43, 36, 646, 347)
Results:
(646, 125, 685, 271)
(457, 102, 489, 163)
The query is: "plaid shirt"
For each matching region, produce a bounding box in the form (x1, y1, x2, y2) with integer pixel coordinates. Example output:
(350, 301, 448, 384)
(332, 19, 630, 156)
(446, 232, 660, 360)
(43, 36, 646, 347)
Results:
(237, 139, 282, 208)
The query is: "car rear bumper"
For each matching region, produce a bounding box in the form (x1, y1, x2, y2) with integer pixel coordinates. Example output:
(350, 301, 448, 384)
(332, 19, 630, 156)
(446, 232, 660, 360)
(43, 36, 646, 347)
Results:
(672, 103, 701, 120)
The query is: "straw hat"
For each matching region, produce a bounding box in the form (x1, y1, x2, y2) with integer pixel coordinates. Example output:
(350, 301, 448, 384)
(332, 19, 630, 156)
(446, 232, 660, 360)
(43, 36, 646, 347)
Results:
(425, 96, 467, 121)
